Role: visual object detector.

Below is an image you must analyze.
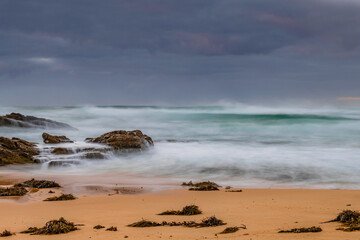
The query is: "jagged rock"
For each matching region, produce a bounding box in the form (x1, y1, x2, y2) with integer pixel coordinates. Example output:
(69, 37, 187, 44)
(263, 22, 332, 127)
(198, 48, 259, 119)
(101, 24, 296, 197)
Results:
(51, 148, 74, 155)
(0, 137, 40, 165)
(42, 133, 73, 144)
(0, 113, 75, 129)
(85, 130, 153, 150)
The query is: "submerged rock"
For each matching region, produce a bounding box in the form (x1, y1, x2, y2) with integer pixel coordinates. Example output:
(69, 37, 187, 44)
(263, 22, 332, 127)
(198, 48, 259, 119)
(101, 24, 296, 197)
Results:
(48, 160, 80, 168)
(0, 112, 75, 129)
(85, 130, 153, 150)
(0, 137, 40, 165)
(42, 133, 73, 144)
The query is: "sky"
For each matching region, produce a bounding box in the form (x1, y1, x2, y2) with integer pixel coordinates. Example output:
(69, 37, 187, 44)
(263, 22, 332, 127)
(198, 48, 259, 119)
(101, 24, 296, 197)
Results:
(0, 0, 360, 106)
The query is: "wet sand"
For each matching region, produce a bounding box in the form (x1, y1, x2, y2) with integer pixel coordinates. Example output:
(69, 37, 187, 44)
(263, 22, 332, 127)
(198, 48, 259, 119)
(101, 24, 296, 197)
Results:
(0, 188, 360, 239)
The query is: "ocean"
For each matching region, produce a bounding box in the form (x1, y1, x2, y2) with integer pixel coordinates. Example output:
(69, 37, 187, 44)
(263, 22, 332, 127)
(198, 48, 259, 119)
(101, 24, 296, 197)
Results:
(1, 105, 360, 189)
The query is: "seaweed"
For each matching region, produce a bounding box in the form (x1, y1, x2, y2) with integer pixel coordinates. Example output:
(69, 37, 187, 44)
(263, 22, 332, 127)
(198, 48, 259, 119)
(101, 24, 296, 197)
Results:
(128, 220, 162, 227)
(93, 225, 105, 229)
(44, 194, 76, 201)
(225, 189, 242, 192)
(20, 227, 39, 234)
(198, 216, 225, 227)
(182, 181, 220, 190)
(0, 230, 14, 237)
(331, 210, 360, 224)
(189, 185, 219, 191)
(325, 210, 360, 232)
(278, 226, 322, 233)
(219, 225, 246, 234)
(15, 178, 61, 188)
(106, 226, 117, 231)
(0, 186, 28, 196)
(22, 217, 78, 235)
(128, 216, 225, 228)
(158, 205, 202, 216)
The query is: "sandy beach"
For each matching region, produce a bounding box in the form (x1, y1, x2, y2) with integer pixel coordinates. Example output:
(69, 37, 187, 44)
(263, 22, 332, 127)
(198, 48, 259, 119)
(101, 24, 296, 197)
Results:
(0, 188, 360, 240)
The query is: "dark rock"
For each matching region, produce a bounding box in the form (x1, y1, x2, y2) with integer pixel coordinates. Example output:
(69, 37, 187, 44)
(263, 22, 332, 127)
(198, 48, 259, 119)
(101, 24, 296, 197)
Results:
(42, 133, 73, 144)
(0, 137, 40, 165)
(0, 112, 75, 129)
(85, 130, 153, 150)
(51, 148, 74, 155)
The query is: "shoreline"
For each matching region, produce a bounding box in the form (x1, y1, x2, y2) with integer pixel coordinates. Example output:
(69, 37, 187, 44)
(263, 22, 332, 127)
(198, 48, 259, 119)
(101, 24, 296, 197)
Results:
(1, 187, 360, 239)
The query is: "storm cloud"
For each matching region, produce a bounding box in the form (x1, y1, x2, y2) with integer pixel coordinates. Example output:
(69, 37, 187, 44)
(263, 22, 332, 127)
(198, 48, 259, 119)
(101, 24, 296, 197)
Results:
(0, 0, 360, 105)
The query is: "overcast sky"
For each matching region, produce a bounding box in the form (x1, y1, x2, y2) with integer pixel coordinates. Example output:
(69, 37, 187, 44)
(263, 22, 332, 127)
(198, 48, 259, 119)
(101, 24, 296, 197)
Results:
(0, 0, 360, 106)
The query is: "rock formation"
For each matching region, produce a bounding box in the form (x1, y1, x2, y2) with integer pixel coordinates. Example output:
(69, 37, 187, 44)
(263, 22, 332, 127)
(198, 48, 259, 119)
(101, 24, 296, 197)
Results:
(0, 113, 75, 129)
(42, 133, 74, 144)
(85, 130, 153, 150)
(0, 137, 40, 165)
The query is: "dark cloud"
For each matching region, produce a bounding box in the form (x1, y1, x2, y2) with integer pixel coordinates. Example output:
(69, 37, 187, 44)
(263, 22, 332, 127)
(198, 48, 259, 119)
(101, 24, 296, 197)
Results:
(0, 0, 359, 105)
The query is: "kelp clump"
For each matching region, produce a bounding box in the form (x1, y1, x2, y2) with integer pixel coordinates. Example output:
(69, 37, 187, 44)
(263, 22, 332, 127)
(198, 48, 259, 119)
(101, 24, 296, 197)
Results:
(128, 220, 162, 227)
(15, 178, 61, 188)
(0, 230, 14, 237)
(22, 217, 78, 235)
(327, 210, 360, 231)
(20, 227, 39, 234)
(44, 194, 76, 201)
(128, 216, 225, 228)
(93, 225, 105, 229)
(0, 186, 28, 196)
(198, 216, 225, 227)
(106, 226, 117, 231)
(182, 181, 220, 191)
(225, 189, 242, 192)
(219, 225, 246, 234)
(278, 226, 322, 233)
(159, 205, 202, 216)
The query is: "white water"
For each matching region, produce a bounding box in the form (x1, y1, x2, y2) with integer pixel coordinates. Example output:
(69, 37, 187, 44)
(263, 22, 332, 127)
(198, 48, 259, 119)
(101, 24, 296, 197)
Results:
(1, 105, 360, 189)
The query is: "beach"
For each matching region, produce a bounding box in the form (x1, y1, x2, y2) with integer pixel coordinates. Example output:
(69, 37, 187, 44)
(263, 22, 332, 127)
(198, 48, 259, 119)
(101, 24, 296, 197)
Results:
(1, 106, 360, 239)
(0, 187, 360, 239)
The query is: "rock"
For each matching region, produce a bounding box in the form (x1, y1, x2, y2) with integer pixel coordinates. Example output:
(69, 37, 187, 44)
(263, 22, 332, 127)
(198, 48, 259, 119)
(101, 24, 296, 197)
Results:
(42, 133, 73, 144)
(0, 112, 75, 129)
(81, 152, 106, 159)
(48, 160, 80, 168)
(85, 130, 153, 150)
(0, 137, 40, 165)
(51, 148, 74, 155)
